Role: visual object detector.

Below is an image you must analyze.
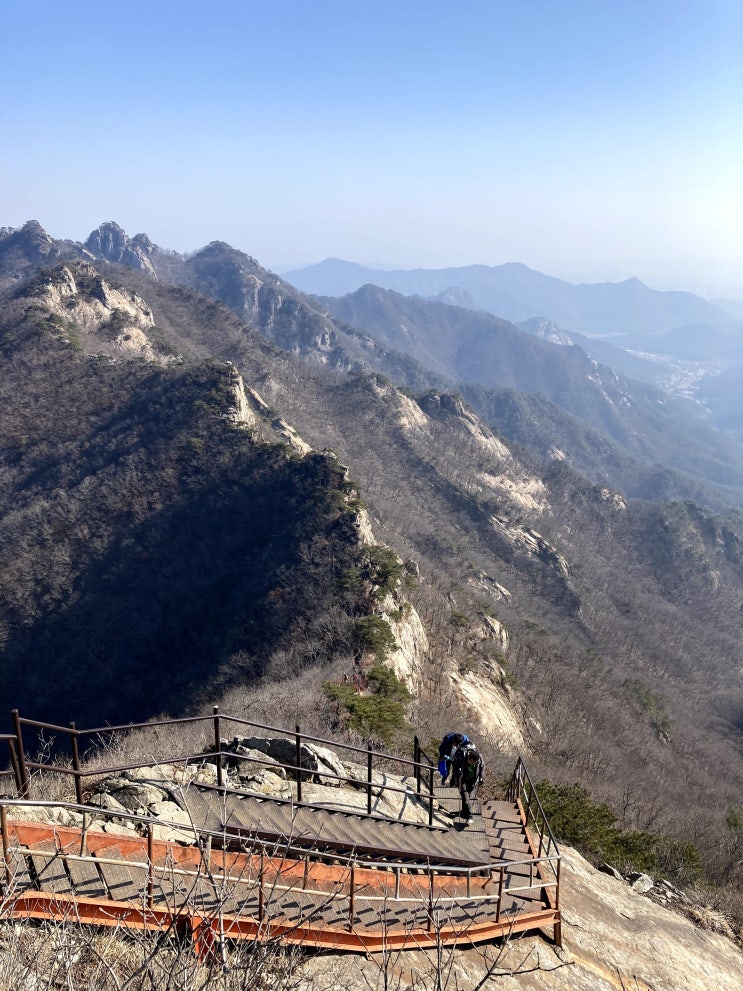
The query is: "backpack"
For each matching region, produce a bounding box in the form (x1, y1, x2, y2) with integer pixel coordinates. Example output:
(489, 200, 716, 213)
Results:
(440, 732, 468, 757)
(457, 741, 476, 761)
(455, 742, 480, 782)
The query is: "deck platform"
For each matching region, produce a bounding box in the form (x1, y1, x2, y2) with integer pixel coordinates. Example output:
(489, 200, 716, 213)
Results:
(1, 779, 560, 953)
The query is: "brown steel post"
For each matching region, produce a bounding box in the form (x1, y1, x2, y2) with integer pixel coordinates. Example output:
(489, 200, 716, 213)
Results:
(428, 763, 434, 825)
(147, 823, 154, 909)
(496, 867, 505, 923)
(6, 738, 22, 797)
(213, 705, 223, 789)
(524, 782, 533, 828)
(80, 812, 88, 857)
(69, 722, 83, 805)
(11, 710, 30, 798)
(295, 724, 302, 803)
(1, 805, 11, 888)
(427, 867, 434, 933)
(414, 735, 421, 792)
(258, 851, 264, 922)
(366, 743, 373, 815)
(349, 864, 355, 931)
(554, 859, 562, 946)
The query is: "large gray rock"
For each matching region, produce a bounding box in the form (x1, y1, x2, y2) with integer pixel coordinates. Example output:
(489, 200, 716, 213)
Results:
(220, 736, 347, 786)
(96, 776, 170, 812)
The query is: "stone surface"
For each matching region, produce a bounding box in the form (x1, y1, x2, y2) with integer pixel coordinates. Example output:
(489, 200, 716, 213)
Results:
(299, 846, 743, 990)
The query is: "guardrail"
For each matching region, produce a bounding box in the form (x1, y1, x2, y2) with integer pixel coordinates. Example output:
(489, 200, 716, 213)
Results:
(0, 734, 21, 791)
(506, 755, 561, 940)
(5, 709, 439, 826)
(1, 797, 560, 946)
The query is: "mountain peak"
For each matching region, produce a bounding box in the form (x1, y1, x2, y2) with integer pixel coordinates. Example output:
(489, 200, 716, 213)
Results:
(86, 221, 157, 277)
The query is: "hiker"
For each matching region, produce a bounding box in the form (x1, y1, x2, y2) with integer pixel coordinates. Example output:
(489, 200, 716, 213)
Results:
(438, 732, 468, 784)
(453, 743, 484, 819)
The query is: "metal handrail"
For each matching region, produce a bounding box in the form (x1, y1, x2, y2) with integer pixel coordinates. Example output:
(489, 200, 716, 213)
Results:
(1, 795, 562, 950)
(0, 797, 557, 881)
(16, 711, 426, 773)
(8, 708, 439, 822)
(510, 759, 559, 846)
(507, 757, 560, 900)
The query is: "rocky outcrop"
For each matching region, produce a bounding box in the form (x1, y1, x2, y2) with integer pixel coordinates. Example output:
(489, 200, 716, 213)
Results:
(85, 222, 158, 279)
(302, 845, 743, 990)
(382, 596, 429, 691)
(28, 261, 165, 361)
(242, 382, 312, 453)
(489, 514, 570, 578)
(0, 220, 84, 289)
(456, 670, 527, 751)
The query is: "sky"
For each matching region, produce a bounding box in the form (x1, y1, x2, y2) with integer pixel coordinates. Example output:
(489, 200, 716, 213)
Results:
(2, 1, 742, 295)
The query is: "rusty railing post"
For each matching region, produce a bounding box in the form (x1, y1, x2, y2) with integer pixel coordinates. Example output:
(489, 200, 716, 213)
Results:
(6, 738, 22, 797)
(258, 850, 264, 922)
(496, 866, 505, 923)
(428, 762, 434, 826)
(348, 864, 355, 931)
(427, 866, 434, 933)
(212, 705, 223, 789)
(366, 743, 373, 815)
(69, 722, 83, 805)
(11, 710, 30, 798)
(1, 805, 11, 889)
(295, 724, 302, 803)
(413, 735, 421, 792)
(147, 823, 154, 909)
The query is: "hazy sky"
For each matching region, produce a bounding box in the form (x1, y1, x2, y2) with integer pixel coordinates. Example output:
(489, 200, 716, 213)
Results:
(3, 1, 742, 294)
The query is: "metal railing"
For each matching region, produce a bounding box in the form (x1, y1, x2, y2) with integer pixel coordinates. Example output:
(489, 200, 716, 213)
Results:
(1, 738, 563, 946)
(506, 756, 561, 916)
(1, 796, 559, 940)
(5, 709, 439, 827)
(0, 735, 21, 791)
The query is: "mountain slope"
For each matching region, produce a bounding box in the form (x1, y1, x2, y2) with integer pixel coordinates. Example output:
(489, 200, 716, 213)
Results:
(72, 222, 743, 508)
(0, 279, 369, 725)
(316, 285, 743, 502)
(282, 257, 738, 344)
(2, 224, 743, 907)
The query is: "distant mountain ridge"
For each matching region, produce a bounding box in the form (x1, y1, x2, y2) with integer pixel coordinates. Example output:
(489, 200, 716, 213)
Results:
(5, 220, 743, 508)
(282, 256, 741, 346)
(317, 284, 743, 505)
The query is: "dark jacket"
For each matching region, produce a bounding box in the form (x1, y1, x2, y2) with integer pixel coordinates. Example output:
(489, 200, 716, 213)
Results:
(453, 746, 484, 793)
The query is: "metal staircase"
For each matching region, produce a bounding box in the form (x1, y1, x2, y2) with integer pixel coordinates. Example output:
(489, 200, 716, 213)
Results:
(1, 712, 561, 954)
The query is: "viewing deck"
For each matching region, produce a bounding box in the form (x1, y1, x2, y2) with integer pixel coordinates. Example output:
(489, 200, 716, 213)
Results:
(1, 710, 561, 954)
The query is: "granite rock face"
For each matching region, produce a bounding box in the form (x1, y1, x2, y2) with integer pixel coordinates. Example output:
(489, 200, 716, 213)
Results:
(300, 846, 743, 991)
(86, 221, 158, 278)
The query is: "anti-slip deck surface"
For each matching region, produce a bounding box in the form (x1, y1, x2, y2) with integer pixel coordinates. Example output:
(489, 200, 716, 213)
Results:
(2, 784, 558, 951)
